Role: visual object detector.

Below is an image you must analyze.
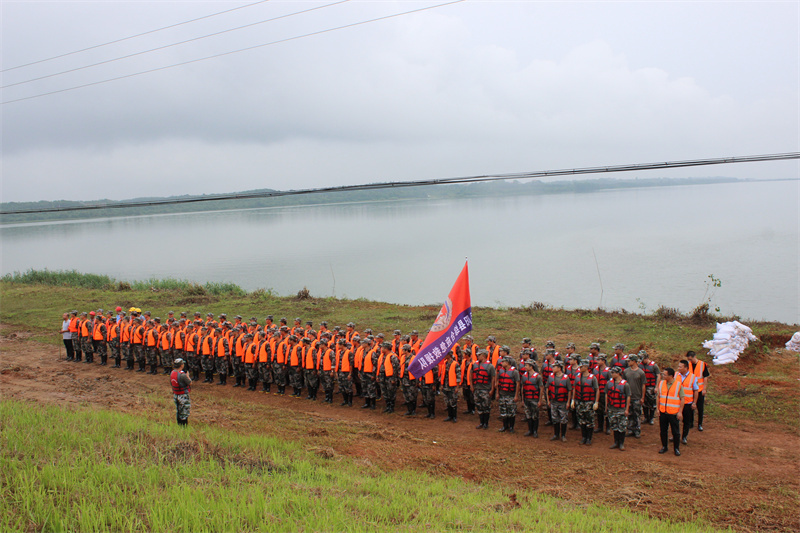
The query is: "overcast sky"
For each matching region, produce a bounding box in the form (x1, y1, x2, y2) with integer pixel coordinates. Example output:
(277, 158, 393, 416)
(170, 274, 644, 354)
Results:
(1, 0, 798, 202)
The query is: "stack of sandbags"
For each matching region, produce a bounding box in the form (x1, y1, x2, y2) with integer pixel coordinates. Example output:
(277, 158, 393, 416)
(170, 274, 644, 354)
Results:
(702, 321, 758, 365)
(786, 332, 800, 353)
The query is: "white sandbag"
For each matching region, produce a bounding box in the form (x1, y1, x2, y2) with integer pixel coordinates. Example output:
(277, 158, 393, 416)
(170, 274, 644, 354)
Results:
(786, 332, 800, 353)
(706, 320, 758, 365)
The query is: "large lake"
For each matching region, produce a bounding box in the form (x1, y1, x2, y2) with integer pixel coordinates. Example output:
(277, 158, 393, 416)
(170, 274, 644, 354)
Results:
(1, 180, 798, 325)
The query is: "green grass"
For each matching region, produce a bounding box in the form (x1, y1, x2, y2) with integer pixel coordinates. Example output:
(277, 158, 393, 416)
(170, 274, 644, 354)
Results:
(0, 399, 723, 533)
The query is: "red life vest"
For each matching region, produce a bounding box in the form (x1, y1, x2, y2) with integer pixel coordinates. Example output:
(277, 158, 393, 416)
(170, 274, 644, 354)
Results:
(607, 380, 628, 409)
(170, 370, 189, 395)
(573, 374, 597, 402)
(596, 367, 611, 392)
(472, 362, 492, 386)
(642, 362, 658, 387)
(497, 368, 516, 394)
(521, 372, 540, 401)
(548, 375, 570, 402)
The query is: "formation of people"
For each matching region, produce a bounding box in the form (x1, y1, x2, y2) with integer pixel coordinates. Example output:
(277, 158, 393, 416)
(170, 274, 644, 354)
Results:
(60, 307, 710, 455)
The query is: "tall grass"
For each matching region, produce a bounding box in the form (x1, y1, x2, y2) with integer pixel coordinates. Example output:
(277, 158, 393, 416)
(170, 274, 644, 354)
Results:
(0, 400, 721, 533)
(1, 269, 114, 289)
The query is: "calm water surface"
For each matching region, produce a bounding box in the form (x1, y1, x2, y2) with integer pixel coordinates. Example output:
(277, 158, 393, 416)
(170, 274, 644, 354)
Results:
(2, 180, 798, 324)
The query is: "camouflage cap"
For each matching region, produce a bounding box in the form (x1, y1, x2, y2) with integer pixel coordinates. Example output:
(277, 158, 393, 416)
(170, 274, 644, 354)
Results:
(611, 366, 623, 374)
(173, 358, 184, 367)
(524, 359, 535, 367)
(486, 335, 497, 343)
(463, 335, 473, 341)
(598, 353, 608, 360)
(266, 315, 274, 320)
(320, 321, 328, 326)
(402, 344, 412, 351)
(638, 350, 648, 359)
(627, 354, 639, 363)
(522, 337, 532, 344)
(338, 339, 347, 345)
(545, 348, 556, 356)
(411, 330, 419, 336)
(500, 345, 511, 354)
(545, 340, 555, 348)
(381, 341, 392, 349)
(580, 359, 592, 367)
(393, 329, 401, 335)
(552, 360, 564, 369)
(613, 343, 625, 350)
(566, 342, 576, 349)
(589, 342, 601, 350)
(347, 322, 355, 327)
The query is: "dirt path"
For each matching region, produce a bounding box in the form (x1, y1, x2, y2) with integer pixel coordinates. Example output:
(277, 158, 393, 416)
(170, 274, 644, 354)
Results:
(1, 329, 798, 532)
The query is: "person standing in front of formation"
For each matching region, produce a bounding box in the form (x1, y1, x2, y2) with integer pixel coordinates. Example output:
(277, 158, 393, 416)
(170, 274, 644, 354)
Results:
(170, 359, 192, 426)
(60, 313, 74, 361)
(572, 359, 600, 445)
(657, 367, 684, 456)
(640, 351, 660, 425)
(687, 351, 710, 431)
(471, 350, 496, 429)
(676, 359, 699, 445)
(606, 367, 631, 451)
(622, 354, 646, 438)
(546, 361, 572, 442)
(518, 359, 543, 437)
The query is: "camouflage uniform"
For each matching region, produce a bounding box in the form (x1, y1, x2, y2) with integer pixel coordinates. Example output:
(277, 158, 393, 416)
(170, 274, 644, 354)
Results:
(82, 334, 94, 363)
(608, 408, 627, 432)
(337, 348, 355, 398)
(498, 395, 516, 418)
(93, 321, 107, 363)
(378, 352, 401, 411)
(71, 328, 82, 362)
(550, 402, 569, 424)
(576, 401, 595, 426)
(361, 350, 379, 400)
(441, 360, 461, 409)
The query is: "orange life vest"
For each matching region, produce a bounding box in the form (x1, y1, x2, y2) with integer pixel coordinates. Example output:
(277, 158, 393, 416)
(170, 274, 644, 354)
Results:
(689, 360, 706, 393)
(658, 378, 682, 414)
(681, 372, 695, 405)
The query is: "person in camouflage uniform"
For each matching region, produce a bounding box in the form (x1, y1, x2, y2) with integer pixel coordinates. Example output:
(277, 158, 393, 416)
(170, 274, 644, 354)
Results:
(572, 359, 600, 445)
(496, 356, 520, 433)
(158, 320, 173, 375)
(336, 339, 355, 407)
(145, 321, 160, 375)
(92, 312, 107, 366)
(133, 317, 146, 372)
(441, 350, 461, 422)
(303, 340, 320, 400)
(420, 364, 438, 419)
(471, 350, 496, 429)
(231, 327, 246, 388)
(200, 327, 216, 382)
(108, 313, 121, 368)
(546, 361, 572, 442)
(606, 366, 631, 451)
(400, 344, 419, 415)
(272, 332, 289, 394)
(518, 359, 543, 437)
(640, 350, 660, 425)
(69, 310, 82, 362)
(360, 338, 379, 410)
(244, 334, 260, 391)
(319, 340, 336, 403)
(214, 327, 230, 385)
(593, 354, 612, 434)
(377, 342, 400, 413)
(258, 335, 274, 393)
(170, 359, 192, 426)
(81, 313, 95, 364)
(623, 354, 646, 438)
(287, 336, 303, 396)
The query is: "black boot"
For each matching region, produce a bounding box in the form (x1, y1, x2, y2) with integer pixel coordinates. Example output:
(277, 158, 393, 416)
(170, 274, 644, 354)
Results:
(532, 418, 539, 438)
(508, 417, 515, 434)
(525, 418, 535, 436)
(586, 427, 593, 445)
(610, 431, 620, 449)
(451, 406, 457, 423)
(560, 423, 567, 442)
(618, 432, 626, 451)
(370, 398, 376, 410)
(409, 402, 416, 415)
(580, 426, 588, 445)
(362, 397, 371, 408)
(498, 417, 508, 433)
(233, 376, 241, 388)
(443, 406, 453, 422)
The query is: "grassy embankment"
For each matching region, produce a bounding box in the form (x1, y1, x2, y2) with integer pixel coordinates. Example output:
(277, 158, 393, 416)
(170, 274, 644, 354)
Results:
(1, 268, 798, 428)
(0, 400, 722, 533)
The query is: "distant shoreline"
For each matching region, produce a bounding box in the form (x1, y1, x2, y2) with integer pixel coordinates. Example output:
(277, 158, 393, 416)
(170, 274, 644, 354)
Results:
(0, 175, 752, 224)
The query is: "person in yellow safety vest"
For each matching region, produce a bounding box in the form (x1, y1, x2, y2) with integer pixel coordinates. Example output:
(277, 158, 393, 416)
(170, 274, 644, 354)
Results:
(676, 358, 699, 446)
(657, 367, 685, 456)
(687, 351, 710, 432)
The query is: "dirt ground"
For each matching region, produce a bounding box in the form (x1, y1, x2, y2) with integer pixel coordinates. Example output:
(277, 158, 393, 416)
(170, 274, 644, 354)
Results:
(1, 329, 798, 532)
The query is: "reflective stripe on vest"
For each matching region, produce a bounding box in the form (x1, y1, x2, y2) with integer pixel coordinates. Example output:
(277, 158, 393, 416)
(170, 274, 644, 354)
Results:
(607, 380, 628, 409)
(681, 373, 695, 405)
(548, 375, 570, 402)
(690, 360, 706, 393)
(658, 379, 681, 414)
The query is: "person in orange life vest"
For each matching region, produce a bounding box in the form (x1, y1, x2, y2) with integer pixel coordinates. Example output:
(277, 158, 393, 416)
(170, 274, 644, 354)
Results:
(572, 359, 600, 445)
(92, 311, 108, 366)
(657, 367, 685, 456)
(485, 336, 501, 369)
(471, 350, 496, 429)
(399, 344, 419, 416)
(288, 336, 310, 397)
(318, 338, 337, 403)
(546, 360, 572, 442)
(272, 330, 291, 394)
(640, 351, 661, 425)
(391, 330, 403, 354)
(687, 351, 710, 431)
(242, 334, 260, 391)
(170, 358, 192, 426)
(68, 310, 82, 362)
(377, 342, 400, 413)
(158, 318, 174, 375)
(519, 337, 538, 362)
(213, 327, 230, 386)
(132, 316, 146, 372)
(676, 359, 699, 445)
(345, 322, 360, 343)
(593, 354, 612, 435)
(255, 331, 273, 393)
(606, 366, 631, 451)
(231, 326, 246, 388)
(441, 350, 462, 423)
(107, 312, 121, 368)
(360, 337, 379, 409)
(460, 335, 478, 415)
(518, 359, 543, 437)
(335, 338, 355, 407)
(80, 312, 94, 363)
(496, 356, 520, 433)
(145, 319, 161, 374)
(409, 330, 422, 353)
(302, 338, 320, 400)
